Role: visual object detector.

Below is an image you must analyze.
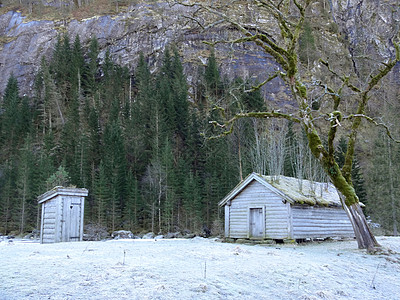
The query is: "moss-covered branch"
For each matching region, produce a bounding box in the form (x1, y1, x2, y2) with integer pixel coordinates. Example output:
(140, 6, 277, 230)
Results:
(244, 72, 281, 92)
(343, 42, 400, 182)
(209, 110, 301, 139)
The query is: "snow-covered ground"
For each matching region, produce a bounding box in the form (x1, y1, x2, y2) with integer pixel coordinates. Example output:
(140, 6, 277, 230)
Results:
(1, 236, 400, 300)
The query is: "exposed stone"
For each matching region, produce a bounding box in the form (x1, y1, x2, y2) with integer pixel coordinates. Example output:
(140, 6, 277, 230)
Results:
(23, 229, 40, 240)
(112, 230, 134, 239)
(183, 233, 196, 239)
(83, 224, 109, 241)
(142, 232, 155, 239)
(165, 232, 183, 239)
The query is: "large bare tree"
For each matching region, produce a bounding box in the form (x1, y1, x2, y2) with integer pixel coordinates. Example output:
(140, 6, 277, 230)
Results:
(178, 0, 400, 251)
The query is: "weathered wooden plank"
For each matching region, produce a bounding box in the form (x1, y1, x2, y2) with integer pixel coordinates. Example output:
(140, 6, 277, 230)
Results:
(293, 219, 352, 225)
(43, 224, 56, 229)
(294, 229, 354, 234)
(43, 214, 56, 220)
(265, 214, 289, 219)
(292, 207, 347, 214)
(225, 205, 230, 237)
(43, 229, 56, 235)
(293, 212, 348, 218)
(294, 228, 354, 232)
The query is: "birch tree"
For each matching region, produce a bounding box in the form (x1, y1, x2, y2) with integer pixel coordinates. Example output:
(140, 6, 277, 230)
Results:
(180, 0, 400, 251)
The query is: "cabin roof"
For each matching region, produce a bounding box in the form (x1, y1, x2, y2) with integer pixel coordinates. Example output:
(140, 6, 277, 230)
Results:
(37, 186, 88, 204)
(218, 172, 342, 207)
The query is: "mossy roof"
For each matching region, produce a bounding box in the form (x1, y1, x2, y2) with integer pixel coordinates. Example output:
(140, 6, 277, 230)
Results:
(260, 175, 341, 206)
(219, 173, 342, 207)
(37, 186, 88, 204)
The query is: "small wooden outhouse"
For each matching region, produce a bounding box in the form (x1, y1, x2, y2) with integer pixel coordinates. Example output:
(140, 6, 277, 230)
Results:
(219, 173, 355, 241)
(38, 187, 88, 244)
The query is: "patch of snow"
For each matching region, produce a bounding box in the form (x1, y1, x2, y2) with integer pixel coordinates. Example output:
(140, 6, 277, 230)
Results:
(1, 237, 400, 299)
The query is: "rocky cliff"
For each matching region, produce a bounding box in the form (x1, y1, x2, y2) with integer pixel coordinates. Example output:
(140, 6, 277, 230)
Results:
(0, 1, 398, 97)
(0, 2, 276, 97)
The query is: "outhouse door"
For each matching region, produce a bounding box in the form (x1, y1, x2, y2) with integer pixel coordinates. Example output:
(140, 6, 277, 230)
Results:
(249, 208, 264, 238)
(61, 197, 82, 242)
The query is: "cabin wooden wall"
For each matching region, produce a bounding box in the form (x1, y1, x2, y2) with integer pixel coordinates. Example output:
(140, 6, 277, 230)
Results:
(228, 180, 290, 239)
(291, 205, 355, 239)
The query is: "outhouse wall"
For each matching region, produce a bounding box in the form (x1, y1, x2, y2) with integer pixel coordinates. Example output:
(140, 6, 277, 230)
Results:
(291, 205, 355, 239)
(38, 188, 88, 244)
(227, 180, 290, 239)
(41, 197, 61, 243)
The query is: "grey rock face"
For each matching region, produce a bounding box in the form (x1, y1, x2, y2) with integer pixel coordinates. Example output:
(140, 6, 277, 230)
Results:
(0, 3, 273, 96)
(0, 1, 397, 97)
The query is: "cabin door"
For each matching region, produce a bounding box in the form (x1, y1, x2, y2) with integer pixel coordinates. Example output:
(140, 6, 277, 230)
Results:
(249, 208, 264, 238)
(61, 197, 82, 242)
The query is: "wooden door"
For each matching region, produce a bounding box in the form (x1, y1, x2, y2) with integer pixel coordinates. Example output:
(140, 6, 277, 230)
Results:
(62, 197, 82, 242)
(249, 208, 264, 238)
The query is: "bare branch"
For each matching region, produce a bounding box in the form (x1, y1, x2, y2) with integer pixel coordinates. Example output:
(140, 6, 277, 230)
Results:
(344, 41, 400, 179)
(209, 110, 301, 140)
(181, 14, 205, 29)
(343, 114, 400, 143)
(319, 59, 362, 93)
(244, 72, 280, 93)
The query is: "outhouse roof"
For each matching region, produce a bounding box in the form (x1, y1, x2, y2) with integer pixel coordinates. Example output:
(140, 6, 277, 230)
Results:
(218, 172, 342, 207)
(37, 186, 88, 204)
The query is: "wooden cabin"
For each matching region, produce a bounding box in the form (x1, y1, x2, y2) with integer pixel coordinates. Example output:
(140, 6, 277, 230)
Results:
(219, 173, 355, 241)
(38, 187, 88, 244)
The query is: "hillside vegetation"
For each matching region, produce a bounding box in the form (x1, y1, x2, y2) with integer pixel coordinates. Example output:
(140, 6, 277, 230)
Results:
(0, 0, 399, 237)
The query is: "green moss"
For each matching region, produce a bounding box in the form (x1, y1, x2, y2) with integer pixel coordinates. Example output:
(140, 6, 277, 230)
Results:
(331, 111, 342, 121)
(296, 81, 307, 98)
(0, 36, 17, 49)
(329, 170, 358, 206)
(306, 128, 323, 158)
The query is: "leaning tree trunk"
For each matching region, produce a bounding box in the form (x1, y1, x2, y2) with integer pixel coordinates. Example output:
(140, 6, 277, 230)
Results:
(306, 127, 381, 251)
(329, 169, 380, 251)
(339, 194, 380, 251)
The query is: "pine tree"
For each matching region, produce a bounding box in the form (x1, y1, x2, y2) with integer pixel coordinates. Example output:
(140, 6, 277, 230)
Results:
(71, 35, 85, 98)
(160, 138, 176, 232)
(16, 135, 34, 234)
(156, 48, 176, 136)
(283, 121, 297, 177)
(83, 36, 99, 98)
(103, 120, 127, 231)
(298, 20, 317, 68)
(171, 47, 189, 142)
(366, 132, 399, 235)
(94, 160, 108, 227)
(335, 136, 367, 204)
(204, 48, 221, 97)
(124, 171, 142, 231)
(0, 162, 17, 234)
(183, 171, 202, 232)
(1, 75, 21, 157)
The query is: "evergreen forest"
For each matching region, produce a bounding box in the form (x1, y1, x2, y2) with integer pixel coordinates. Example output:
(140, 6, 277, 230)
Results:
(0, 35, 398, 236)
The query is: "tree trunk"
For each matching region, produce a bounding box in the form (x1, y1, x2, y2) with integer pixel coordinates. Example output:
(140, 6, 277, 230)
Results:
(238, 135, 243, 181)
(340, 195, 380, 251)
(387, 138, 398, 236)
